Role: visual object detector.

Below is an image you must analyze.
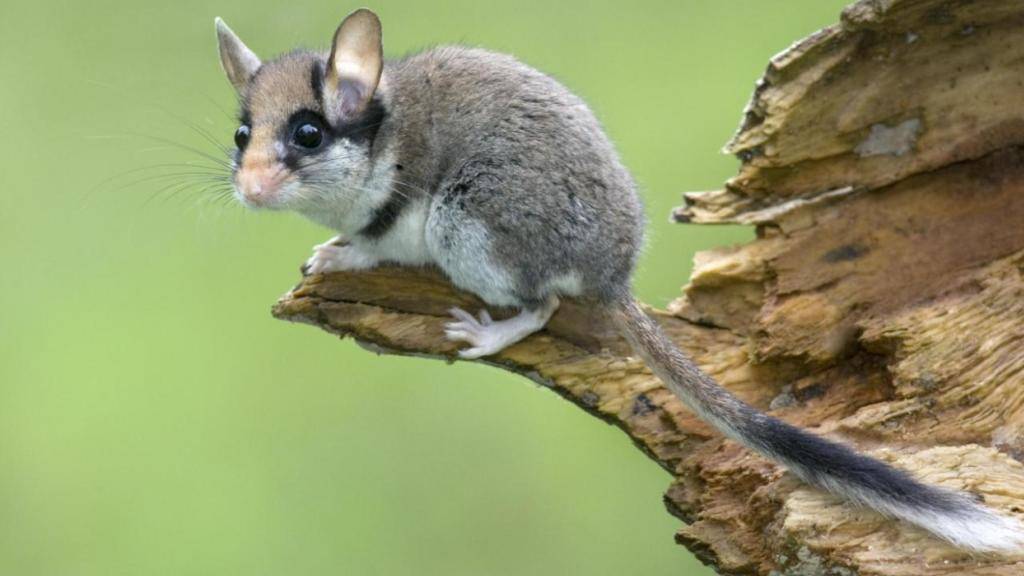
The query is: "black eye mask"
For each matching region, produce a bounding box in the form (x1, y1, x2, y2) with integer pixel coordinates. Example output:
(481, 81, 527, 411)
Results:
(284, 109, 330, 152)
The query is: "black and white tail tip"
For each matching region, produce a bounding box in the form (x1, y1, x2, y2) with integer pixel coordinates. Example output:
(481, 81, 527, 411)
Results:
(611, 295, 1024, 553)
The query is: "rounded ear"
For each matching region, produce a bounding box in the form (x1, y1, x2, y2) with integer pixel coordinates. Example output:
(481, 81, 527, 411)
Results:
(324, 8, 383, 122)
(215, 17, 261, 93)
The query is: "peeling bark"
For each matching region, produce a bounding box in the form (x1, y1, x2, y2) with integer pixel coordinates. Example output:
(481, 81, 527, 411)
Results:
(273, 0, 1024, 573)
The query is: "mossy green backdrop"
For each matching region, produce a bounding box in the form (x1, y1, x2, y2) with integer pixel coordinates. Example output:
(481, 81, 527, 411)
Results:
(2, 1, 848, 574)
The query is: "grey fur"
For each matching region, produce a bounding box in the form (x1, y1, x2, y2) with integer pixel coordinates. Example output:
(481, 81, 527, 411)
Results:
(217, 14, 1023, 552)
(229, 43, 643, 306)
(388, 47, 645, 306)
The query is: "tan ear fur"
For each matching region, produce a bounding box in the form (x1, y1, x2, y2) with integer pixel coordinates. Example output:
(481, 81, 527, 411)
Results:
(324, 8, 383, 121)
(215, 17, 262, 93)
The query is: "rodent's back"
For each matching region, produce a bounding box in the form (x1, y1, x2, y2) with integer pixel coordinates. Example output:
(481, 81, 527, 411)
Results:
(387, 47, 645, 302)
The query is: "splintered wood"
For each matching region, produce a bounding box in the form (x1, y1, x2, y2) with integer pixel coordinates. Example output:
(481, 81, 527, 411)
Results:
(274, 1, 1024, 573)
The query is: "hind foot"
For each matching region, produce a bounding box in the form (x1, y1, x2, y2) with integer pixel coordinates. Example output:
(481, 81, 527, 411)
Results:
(444, 297, 559, 359)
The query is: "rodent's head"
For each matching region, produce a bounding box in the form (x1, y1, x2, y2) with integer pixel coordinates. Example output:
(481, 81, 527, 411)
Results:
(215, 9, 387, 219)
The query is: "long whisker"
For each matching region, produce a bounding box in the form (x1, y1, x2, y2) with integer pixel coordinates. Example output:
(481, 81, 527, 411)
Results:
(87, 162, 228, 197)
(202, 94, 240, 124)
(118, 131, 234, 169)
(101, 170, 231, 200)
(181, 120, 232, 156)
(141, 176, 234, 208)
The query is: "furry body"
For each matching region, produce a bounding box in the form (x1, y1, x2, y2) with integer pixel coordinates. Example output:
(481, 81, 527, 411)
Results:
(216, 13, 1024, 552)
(239, 47, 643, 307)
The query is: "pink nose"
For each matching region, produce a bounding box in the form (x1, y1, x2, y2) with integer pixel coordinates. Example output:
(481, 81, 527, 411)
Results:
(237, 163, 288, 206)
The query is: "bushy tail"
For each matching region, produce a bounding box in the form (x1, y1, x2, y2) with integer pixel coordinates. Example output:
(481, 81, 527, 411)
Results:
(611, 295, 1024, 552)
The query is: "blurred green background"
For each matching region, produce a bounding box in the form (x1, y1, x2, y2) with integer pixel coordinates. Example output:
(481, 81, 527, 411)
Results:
(0, 1, 848, 574)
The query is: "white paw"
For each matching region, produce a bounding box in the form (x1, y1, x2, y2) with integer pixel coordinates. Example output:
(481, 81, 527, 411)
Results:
(303, 241, 378, 275)
(444, 307, 510, 359)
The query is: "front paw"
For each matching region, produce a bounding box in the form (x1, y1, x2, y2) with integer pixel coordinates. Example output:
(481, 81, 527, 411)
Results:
(302, 242, 378, 275)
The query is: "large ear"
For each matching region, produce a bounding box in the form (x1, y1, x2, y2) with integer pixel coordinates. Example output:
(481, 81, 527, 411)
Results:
(215, 17, 261, 93)
(324, 8, 383, 122)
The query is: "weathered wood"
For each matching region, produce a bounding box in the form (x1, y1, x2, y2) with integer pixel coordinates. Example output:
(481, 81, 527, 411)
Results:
(273, 0, 1024, 573)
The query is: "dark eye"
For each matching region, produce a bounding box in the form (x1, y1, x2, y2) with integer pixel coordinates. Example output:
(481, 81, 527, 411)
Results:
(293, 122, 323, 149)
(234, 125, 251, 150)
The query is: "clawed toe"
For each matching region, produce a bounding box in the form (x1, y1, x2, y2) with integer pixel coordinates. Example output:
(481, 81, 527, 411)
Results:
(303, 241, 378, 275)
(304, 246, 342, 275)
(444, 307, 504, 358)
(447, 307, 491, 327)
(444, 298, 558, 359)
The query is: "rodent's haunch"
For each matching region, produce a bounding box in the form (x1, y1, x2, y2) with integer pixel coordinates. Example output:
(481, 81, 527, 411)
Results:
(214, 9, 1024, 552)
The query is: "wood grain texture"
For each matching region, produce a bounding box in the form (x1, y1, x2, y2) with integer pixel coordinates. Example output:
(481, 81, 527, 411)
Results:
(274, 0, 1024, 573)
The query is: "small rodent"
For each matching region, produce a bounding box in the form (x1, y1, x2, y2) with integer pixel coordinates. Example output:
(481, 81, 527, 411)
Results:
(214, 9, 1022, 552)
